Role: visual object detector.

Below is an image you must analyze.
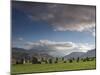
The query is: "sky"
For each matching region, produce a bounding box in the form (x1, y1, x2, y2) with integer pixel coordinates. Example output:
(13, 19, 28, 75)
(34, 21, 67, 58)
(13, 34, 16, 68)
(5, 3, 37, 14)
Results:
(12, 1, 96, 57)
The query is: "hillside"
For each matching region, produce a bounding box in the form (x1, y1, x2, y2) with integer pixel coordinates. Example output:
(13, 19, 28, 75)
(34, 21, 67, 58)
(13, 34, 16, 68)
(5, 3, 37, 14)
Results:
(12, 48, 53, 59)
(64, 49, 96, 59)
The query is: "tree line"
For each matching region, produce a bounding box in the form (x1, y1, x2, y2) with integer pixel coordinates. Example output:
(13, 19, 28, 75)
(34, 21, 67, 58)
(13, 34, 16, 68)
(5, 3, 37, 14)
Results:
(12, 56, 96, 64)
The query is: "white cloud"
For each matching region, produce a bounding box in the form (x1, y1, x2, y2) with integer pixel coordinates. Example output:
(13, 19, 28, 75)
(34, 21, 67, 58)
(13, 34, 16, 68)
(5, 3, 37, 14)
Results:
(24, 40, 95, 57)
(77, 43, 95, 52)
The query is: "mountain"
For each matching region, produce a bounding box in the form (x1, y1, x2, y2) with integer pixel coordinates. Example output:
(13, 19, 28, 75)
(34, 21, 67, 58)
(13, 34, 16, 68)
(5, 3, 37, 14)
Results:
(80, 49, 96, 58)
(12, 48, 27, 53)
(12, 48, 96, 60)
(64, 52, 85, 59)
(12, 48, 53, 59)
(12, 48, 29, 59)
(64, 49, 96, 59)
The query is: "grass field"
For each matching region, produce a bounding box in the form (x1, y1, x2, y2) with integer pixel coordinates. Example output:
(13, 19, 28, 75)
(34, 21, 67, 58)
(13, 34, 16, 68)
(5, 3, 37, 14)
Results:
(11, 60, 96, 74)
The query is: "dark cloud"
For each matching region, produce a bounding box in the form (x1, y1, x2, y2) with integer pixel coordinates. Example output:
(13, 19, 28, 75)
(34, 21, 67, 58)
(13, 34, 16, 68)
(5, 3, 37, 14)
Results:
(12, 1, 96, 35)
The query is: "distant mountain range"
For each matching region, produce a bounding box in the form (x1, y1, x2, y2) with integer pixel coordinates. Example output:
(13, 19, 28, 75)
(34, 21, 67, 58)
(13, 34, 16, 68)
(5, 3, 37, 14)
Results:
(64, 49, 96, 59)
(80, 49, 96, 58)
(64, 52, 85, 59)
(12, 48, 96, 59)
(12, 48, 53, 59)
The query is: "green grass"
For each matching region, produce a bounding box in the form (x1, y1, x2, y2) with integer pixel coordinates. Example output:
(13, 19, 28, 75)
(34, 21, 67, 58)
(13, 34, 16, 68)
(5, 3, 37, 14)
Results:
(11, 60, 96, 74)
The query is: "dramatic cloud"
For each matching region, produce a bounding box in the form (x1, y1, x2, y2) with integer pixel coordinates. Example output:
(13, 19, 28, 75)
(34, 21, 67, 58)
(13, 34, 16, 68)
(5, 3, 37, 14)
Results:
(12, 1, 96, 36)
(23, 40, 95, 57)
